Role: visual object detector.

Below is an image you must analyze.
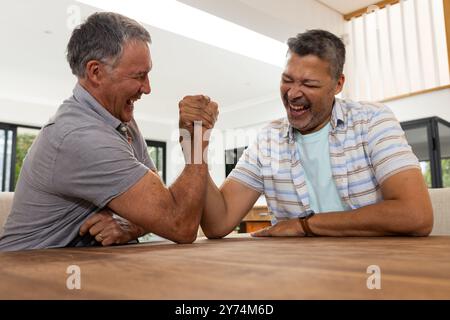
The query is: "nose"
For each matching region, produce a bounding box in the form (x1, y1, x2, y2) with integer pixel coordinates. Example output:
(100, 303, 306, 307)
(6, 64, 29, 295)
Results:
(287, 84, 304, 101)
(141, 75, 151, 95)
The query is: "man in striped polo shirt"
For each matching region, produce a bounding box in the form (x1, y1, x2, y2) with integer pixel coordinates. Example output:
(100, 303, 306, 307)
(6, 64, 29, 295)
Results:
(183, 29, 433, 238)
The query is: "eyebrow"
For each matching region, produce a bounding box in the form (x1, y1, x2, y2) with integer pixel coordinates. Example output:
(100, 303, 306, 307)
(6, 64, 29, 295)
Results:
(132, 70, 150, 77)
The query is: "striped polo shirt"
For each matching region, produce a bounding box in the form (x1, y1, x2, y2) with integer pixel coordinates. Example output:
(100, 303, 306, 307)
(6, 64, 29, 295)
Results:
(228, 98, 420, 223)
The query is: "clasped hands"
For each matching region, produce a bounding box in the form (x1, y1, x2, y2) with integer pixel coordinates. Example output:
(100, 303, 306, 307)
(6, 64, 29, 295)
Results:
(178, 95, 219, 164)
(178, 94, 219, 136)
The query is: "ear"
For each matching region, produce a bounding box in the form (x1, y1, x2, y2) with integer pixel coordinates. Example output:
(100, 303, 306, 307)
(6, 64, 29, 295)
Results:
(334, 74, 345, 95)
(84, 60, 105, 86)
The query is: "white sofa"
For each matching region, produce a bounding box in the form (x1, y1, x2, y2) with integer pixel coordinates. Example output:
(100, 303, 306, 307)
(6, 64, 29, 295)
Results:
(0, 189, 449, 236)
(428, 188, 450, 235)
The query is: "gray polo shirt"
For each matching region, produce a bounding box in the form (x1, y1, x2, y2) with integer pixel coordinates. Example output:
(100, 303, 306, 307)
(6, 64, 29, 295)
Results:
(0, 83, 155, 251)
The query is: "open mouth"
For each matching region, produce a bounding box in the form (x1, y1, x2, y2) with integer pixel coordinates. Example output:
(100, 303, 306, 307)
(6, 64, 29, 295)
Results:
(126, 97, 140, 109)
(289, 103, 311, 116)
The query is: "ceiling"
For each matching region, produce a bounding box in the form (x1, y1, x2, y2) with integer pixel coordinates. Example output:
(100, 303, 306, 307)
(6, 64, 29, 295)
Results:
(318, 0, 382, 14)
(0, 0, 377, 129)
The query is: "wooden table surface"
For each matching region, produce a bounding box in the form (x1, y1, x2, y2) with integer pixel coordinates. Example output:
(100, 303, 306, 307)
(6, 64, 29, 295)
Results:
(1, 234, 450, 299)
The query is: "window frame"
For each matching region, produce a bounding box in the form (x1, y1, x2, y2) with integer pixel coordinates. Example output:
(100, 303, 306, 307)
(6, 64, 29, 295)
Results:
(0, 122, 41, 191)
(401, 116, 450, 188)
(145, 139, 167, 183)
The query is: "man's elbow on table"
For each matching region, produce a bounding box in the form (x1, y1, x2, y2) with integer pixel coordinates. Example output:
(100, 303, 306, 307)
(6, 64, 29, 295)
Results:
(200, 223, 231, 240)
(170, 216, 199, 244)
(401, 201, 434, 237)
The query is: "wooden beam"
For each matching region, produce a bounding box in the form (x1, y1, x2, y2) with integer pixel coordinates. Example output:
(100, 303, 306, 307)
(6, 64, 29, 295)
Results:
(444, 0, 450, 77)
(344, 0, 399, 21)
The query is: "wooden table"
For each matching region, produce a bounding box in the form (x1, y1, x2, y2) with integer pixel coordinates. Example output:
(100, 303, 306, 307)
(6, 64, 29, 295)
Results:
(1, 235, 450, 299)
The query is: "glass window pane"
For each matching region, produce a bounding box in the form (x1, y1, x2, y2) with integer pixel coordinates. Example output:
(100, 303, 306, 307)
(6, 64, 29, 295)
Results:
(157, 147, 163, 178)
(4, 130, 13, 191)
(439, 123, 450, 187)
(404, 126, 431, 186)
(419, 161, 432, 188)
(404, 126, 429, 161)
(0, 130, 4, 190)
(15, 127, 39, 188)
(146, 141, 166, 183)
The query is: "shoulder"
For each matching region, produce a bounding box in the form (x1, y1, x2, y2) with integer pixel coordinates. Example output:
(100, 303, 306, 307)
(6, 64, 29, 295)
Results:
(337, 99, 398, 134)
(340, 99, 394, 119)
(256, 117, 289, 140)
(47, 100, 117, 146)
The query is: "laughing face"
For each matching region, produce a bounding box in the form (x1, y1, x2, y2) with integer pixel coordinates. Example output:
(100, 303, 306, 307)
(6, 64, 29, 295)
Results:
(99, 40, 152, 123)
(280, 52, 344, 135)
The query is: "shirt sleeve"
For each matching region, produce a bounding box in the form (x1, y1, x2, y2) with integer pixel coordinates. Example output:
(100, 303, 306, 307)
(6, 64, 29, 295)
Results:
(51, 126, 150, 208)
(129, 118, 156, 171)
(367, 104, 420, 184)
(228, 138, 264, 194)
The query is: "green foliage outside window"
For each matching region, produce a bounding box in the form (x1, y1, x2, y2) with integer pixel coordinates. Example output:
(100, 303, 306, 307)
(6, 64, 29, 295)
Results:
(442, 159, 450, 187)
(14, 133, 36, 187)
(420, 159, 450, 188)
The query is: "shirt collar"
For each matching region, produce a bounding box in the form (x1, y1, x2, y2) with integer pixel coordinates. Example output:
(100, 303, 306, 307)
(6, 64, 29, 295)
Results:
(282, 99, 346, 142)
(330, 98, 346, 132)
(73, 83, 123, 130)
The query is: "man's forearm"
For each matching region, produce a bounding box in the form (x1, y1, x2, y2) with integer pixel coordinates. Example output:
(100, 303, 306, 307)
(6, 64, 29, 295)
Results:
(168, 163, 209, 241)
(200, 173, 230, 238)
(308, 199, 432, 236)
(254, 198, 433, 238)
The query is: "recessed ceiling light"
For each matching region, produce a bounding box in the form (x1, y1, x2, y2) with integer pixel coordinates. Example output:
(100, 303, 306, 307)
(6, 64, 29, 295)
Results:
(76, 0, 286, 67)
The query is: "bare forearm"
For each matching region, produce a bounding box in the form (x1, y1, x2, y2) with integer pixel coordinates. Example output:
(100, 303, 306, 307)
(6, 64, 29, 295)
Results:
(201, 176, 262, 238)
(168, 163, 209, 240)
(309, 200, 433, 237)
(200, 173, 230, 238)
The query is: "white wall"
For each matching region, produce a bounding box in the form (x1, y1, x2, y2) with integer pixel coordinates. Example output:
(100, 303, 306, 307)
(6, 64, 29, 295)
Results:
(0, 98, 57, 127)
(385, 88, 450, 123)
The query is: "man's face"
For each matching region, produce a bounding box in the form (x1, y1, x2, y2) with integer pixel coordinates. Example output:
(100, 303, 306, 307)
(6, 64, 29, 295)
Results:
(100, 41, 152, 123)
(280, 52, 344, 134)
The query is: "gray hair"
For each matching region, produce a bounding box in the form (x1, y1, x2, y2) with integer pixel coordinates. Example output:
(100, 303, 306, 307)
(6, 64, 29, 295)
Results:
(287, 29, 345, 81)
(67, 12, 151, 78)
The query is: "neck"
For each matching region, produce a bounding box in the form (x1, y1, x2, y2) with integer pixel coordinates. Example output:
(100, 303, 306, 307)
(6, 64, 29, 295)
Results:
(78, 79, 112, 114)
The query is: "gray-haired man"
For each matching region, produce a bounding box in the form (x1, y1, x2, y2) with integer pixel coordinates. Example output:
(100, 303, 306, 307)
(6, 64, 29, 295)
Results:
(0, 12, 218, 251)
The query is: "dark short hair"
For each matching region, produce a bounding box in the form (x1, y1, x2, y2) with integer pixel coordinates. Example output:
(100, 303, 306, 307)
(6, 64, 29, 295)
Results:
(67, 12, 151, 78)
(287, 29, 345, 80)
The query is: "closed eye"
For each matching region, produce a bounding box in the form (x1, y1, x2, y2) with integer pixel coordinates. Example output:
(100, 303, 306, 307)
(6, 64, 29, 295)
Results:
(136, 73, 146, 79)
(281, 77, 293, 83)
(304, 83, 319, 88)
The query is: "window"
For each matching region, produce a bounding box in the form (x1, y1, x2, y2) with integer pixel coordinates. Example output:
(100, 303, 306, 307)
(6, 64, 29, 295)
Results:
(225, 146, 247, 177)
(438, 122, 450, 187)
(0, 124, 16, 191)
(15, 127, 40, 188)
(344, 0, 449, 101)
(145, 140, 166, 183)
(401, 116, 450, 188)
(0, 123, 40, 192)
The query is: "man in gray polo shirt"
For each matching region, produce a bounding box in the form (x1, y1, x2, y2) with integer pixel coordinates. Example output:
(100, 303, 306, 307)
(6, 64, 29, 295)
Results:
(0, 12, 218, 251)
